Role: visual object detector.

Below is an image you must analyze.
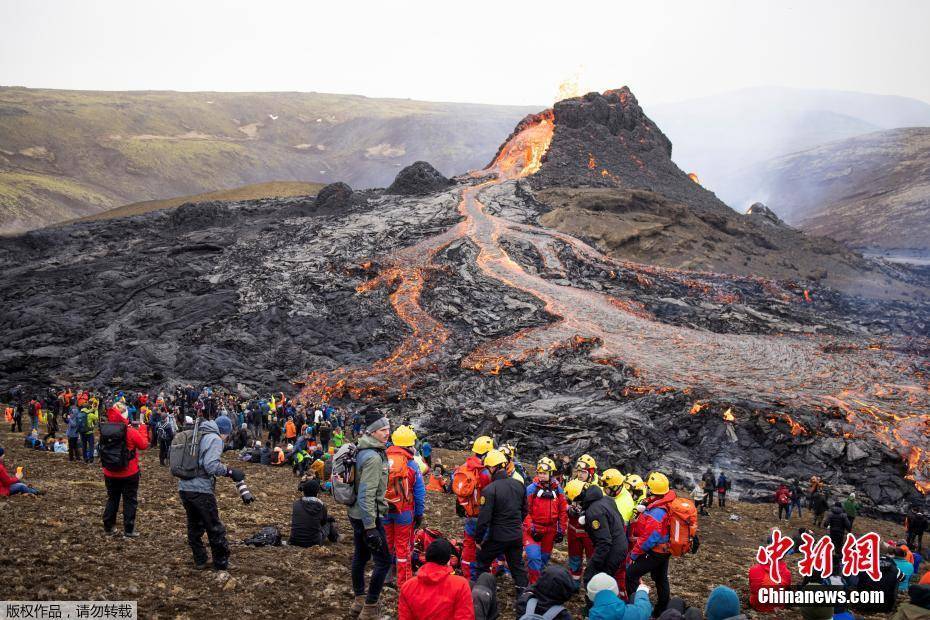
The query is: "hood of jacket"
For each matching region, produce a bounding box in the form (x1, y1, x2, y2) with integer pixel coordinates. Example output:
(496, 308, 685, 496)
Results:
(474, 572, 496, 592)
(106, 407, 126, 424)
(297, 496, 325, 516)
(357, 434, 386, 451)
(414, 561, 454, 585)
(581, 483, 605, 509)
(829, 504, 846, 516)
(532, 565, 575, 605)
(198, 419, 220, 436)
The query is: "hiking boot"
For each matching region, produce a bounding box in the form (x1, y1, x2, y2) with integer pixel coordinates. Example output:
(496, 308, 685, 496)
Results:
(104, 528, 117, 536)
(349, 595, 366, 615)
(357, 603, 380, 620)
(123, 531, 139, 538)
(194, 562, 210, 571)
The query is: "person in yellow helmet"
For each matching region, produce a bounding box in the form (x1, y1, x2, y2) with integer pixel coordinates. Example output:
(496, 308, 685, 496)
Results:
(384, 425, 426, 588)
(451, 436, 494, 581)
(523, 457, 568, 583)
(563, 477, 595, 585)
(575, 454, 600, 487)
(626, 474, 648, 505)
(602, 469, 635, 525)
(472, 449, 529, 594)
(499, 443, 526, 484)
(626, 472, 677, 614)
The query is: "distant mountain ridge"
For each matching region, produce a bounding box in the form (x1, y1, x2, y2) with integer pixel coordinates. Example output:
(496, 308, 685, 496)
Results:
(647, 86, 930, 208)
(0, 87, 537, 231)
(725, 127, 930, 253)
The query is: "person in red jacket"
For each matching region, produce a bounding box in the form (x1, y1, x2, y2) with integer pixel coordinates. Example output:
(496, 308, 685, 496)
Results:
(384, 426, 426, 587)
(0, 446, 41, 496)
(398, 539, 474, 620)
(524, 457, 568, 584)
(101, 403, 149, 537)
(748, 552, 792, 612)
(775, 483, 792, 520)
(454, 436, 494, 581)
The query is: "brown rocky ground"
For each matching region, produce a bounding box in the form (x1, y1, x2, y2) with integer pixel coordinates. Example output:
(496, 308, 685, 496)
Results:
(0, 432, 923, 619)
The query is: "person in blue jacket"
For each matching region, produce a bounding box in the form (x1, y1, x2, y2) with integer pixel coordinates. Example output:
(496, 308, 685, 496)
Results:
(587, 572, 653, 620)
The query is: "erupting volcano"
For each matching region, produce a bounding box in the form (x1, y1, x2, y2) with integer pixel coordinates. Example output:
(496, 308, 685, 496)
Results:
(297, 88, 930, 504)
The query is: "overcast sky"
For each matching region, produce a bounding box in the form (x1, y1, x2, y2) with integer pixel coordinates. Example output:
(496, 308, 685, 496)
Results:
(1, 0, 928, 107)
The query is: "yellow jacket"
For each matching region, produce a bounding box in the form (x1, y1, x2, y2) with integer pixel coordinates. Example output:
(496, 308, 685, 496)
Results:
(613, 488, 635, 524)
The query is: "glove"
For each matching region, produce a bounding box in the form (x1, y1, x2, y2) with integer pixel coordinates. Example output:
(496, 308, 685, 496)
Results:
(554, 530, 564, 544)
(637, 583, 651, 595)
(578, 515, 586, 526)
(365, 529, 383, 553)
(227, 468, 246, 482)
(635, 504, 646, 514)
(414, 514, 423, 529)
(531, 527, 543, 542)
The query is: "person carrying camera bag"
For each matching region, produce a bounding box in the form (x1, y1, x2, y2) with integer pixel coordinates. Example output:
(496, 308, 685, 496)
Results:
(170, 414, 253, 570)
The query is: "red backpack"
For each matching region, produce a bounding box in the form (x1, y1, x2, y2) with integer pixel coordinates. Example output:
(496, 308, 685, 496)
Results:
(664, 496, 699, 557)
(384, 451, 412, 507)
(452, 464, 482, 517)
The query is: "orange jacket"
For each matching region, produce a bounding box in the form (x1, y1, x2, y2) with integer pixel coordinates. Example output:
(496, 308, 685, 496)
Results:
(425, 473, 445, 492)
(285, 419, 297, 439)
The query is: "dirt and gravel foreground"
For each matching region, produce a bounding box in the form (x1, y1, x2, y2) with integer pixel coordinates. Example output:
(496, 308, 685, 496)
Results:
(0, 432, 922, 619)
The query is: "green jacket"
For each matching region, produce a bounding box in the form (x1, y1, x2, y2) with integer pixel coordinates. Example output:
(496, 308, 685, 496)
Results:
(332, 431, 345, 448)
(81, 408, 98, 435)
(843, 498, 861, 517)
(348, 434, 389, 529)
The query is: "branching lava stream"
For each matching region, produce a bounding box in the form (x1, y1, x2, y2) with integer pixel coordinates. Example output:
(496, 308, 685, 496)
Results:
(300, 114, 930, 491)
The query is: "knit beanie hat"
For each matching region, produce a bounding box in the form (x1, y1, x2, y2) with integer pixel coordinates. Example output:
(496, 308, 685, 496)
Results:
(215, 415, 233, 435)
(586, 572, 620, 602)
(705, 586, 741, 620)
(425, 539, 453, 566)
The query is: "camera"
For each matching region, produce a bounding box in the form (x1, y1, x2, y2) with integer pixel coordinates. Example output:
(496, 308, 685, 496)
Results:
(235, 480, 255, 504)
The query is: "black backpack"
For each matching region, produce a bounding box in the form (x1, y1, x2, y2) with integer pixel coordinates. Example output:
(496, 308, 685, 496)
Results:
(99, 422, 134, 469)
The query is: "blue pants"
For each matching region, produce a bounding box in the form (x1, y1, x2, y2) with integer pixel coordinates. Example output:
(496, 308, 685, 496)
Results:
(9, 482, 38, 495)
(350, 517, 391, 604)
(81, 434, 95, 462)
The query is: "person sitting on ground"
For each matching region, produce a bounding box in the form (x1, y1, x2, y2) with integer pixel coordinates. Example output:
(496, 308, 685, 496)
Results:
(515, 565, 575, 620)
(705, 586, 748, 620)
(588, 572, 653, 620)
(53, 437, 67, 453)
(894, 546, 916, 591)
(749, 534, 792, 612)
(288, 478, 338, 547)
(310, 453, 327, 480)
(24, 429, 45, 450)
(271, 445, 286, 466)
(0, 447, 42, 496)
(656, 598, 703, 620)
(260, 441, 271, 465)
(472, 572, 498, 620)
(425, 464, 447, 492)
(891, 584, 930, 620)
(398, 538, 475, 620)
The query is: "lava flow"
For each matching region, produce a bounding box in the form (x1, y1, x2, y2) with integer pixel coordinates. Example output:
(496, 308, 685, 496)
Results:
(298, 110, 930, 491)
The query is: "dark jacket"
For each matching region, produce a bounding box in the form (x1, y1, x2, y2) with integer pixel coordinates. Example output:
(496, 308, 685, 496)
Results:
(288, 496, 329, 547)
(472, 572, 499, 620)
(581, 484, 628, 578)
(853, 556, 903, 614)
(259, 447, 271, 465)
(474, 469, 528, 543)
(825, 504, 851, 533)
(811, 492, 828, 513)
(515, 565, 574, 620)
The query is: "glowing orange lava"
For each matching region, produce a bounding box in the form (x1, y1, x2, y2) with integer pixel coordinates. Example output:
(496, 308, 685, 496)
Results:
(297, 106, 930, 492)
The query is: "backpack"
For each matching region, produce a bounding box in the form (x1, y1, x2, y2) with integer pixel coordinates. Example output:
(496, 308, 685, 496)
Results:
(98, 422, 133, 470)
(519, 598, 565, 620)
(243, 526, 282, 547)
(330, 443, 360, 506)
(79, 410, 95, 435)
(385, 451, 412, 507)
(169, 420, 217, 480)
(665, 496, 699, 556)
(452, 464, 482, 517)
